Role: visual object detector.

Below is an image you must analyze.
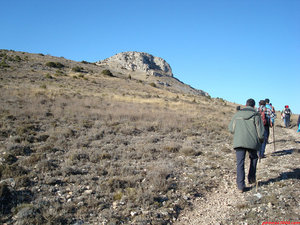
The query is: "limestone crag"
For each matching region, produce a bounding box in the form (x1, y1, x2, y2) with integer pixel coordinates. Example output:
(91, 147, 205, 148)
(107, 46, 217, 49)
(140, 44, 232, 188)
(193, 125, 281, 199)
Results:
(96, 52, 173, 77)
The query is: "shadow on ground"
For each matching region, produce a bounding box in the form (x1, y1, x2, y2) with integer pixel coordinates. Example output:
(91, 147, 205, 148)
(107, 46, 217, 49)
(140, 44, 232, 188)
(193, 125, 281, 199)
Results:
(271, 149, 293, 156)
(258, 168, 300, 187)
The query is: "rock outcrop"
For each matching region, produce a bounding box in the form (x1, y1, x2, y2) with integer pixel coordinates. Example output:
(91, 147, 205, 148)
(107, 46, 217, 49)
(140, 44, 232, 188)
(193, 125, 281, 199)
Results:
(96, 51, 173, 77)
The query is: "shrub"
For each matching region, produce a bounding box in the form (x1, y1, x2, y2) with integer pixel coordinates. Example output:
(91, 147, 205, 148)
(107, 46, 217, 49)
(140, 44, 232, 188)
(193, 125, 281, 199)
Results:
(164, 145, 180, 153)
(113, 190, 123, 201)
(180, 147, 202, 156)
(2, 154, 18, 165)
(72, 66, 84, 72)
(45, 74, 53, 79)
(55, 70, 65, 76)
(150, 83, 156, 88)
(45, 62, 64, 69)
(0, 59, 9, 68)
(102, 69, 114, 77)
(0, 164, 27, 179)
(14, 55, 22, 62)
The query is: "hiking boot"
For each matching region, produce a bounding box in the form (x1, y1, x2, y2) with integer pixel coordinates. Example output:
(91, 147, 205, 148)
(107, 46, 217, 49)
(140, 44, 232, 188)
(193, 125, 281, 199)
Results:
(248, 178, 256, 185)
(238, 188, 245, 193)
(238, 187, 251, 193)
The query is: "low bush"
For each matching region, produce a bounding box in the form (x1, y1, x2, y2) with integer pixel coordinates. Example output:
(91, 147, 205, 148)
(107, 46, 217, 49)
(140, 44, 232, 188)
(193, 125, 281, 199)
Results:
(0, 59, 10, 68)
(55, 70, 66, 76)
(45, 73, 53, 79)
(150, 82, 156, 88)
(45, 62, 64, 69)
(102, 69, 114, 77)
(72, 66, 84, 72)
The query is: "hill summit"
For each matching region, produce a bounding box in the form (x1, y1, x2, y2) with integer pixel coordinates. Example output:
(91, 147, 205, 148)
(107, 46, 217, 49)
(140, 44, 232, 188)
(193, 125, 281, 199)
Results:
(96, 51, 173, 77)
(97, 51, 208, 96)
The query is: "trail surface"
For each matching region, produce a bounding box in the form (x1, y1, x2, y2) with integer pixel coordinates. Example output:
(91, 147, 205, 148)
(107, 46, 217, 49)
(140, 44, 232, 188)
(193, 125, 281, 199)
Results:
(175, 125, 300, 224)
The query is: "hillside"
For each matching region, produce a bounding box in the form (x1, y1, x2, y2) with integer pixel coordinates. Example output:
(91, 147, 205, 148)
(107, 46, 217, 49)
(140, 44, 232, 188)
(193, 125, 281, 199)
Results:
(0, 49, 299, 224)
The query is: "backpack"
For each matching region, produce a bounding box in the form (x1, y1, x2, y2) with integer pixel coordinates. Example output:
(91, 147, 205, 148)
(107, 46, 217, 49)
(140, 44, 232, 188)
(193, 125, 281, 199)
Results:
(284, 108, 291, 115)
(259, 107, 269, 126)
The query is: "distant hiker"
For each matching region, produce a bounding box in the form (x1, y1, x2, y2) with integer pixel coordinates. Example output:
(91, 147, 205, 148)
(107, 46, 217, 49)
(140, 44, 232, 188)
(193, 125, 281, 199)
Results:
(281, 105, 292, 128)
(228, 99, 265, 193)
(297, 114, 300, 132)
(258, 100, 273, 158)
(265, 99, 276, 125)
(236, 106, 241, 111)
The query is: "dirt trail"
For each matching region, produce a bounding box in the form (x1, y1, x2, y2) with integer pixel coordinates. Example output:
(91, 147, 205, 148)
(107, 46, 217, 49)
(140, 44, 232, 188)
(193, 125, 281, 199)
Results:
(175, 125, 300, 224)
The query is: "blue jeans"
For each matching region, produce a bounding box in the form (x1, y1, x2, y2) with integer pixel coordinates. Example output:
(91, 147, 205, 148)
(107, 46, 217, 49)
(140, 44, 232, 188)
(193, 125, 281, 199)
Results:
(235, 148, 258, 190)
(260, 125, 269, 158)
(284, 115, 290, 127)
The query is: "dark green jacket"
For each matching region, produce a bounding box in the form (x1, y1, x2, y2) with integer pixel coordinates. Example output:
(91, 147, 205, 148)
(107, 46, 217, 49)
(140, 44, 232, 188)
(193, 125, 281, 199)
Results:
(228, 106, 265, 151)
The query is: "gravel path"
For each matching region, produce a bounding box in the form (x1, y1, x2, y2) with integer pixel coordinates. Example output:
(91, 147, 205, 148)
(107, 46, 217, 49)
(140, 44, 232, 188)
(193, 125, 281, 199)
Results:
(175, 125, 300, 224)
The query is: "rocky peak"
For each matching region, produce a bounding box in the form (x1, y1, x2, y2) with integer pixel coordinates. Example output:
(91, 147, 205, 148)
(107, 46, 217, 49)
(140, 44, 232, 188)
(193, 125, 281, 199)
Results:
(96, 51, 173, 77)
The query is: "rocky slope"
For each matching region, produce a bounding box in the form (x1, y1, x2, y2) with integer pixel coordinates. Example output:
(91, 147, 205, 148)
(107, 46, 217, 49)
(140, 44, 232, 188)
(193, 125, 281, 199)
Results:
(96, 51, 173, 77)
(0, 49, 228, 224)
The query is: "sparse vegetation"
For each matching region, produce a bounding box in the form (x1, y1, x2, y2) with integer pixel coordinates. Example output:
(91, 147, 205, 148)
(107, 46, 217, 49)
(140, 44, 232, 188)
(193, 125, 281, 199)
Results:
(45, 73, 53, 79)
(72, 66, 84, 72)
(150, 82, 157, 88)
(0, 59, 10, 68)
(45, 61, 65, 68)
(101, 69, 114, 76)
(54, 69, 66, 76)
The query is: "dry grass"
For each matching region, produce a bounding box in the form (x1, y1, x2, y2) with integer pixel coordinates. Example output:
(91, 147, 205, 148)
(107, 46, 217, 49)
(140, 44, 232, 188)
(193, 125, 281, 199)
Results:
(0, 50, 234, 224)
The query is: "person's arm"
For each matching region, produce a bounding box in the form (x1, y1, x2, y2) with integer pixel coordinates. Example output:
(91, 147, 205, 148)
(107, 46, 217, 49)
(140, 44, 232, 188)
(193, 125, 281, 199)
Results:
(228, 115, 236, 133)
(256, 114, 265, 143)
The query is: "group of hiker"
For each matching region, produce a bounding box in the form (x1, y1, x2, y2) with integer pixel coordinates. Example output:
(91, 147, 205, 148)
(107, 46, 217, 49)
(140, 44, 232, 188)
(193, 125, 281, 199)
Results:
(228, 98, 296, 193)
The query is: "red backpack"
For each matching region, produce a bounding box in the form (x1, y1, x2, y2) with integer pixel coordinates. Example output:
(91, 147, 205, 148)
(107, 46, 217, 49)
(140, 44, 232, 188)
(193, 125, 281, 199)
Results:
(259, 107, 268, 126)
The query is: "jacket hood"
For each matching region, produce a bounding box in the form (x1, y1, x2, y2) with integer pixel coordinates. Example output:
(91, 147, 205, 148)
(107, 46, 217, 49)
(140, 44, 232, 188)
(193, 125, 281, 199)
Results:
(237, 107, 258, 120)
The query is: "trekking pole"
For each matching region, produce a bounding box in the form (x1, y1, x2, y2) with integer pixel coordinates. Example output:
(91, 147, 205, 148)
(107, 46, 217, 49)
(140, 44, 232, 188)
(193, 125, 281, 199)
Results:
(256, 157, 260, 193)
(273, 125, 276, 152)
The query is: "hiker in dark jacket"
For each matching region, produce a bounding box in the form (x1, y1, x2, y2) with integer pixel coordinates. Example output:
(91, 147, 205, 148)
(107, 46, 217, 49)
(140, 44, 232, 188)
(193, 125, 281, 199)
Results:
(281, 105, 292, 128)
(228, 99, 265, 193)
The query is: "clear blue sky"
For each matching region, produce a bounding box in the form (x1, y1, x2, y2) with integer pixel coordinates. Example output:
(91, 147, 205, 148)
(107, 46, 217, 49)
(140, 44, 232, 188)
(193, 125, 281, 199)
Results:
(1, 0, 299, 114)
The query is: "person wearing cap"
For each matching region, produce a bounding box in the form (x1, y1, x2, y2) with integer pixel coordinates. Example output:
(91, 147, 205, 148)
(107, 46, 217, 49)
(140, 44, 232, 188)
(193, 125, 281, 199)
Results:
(228, 99, 265, 193)
(281, 105, 292, 128)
